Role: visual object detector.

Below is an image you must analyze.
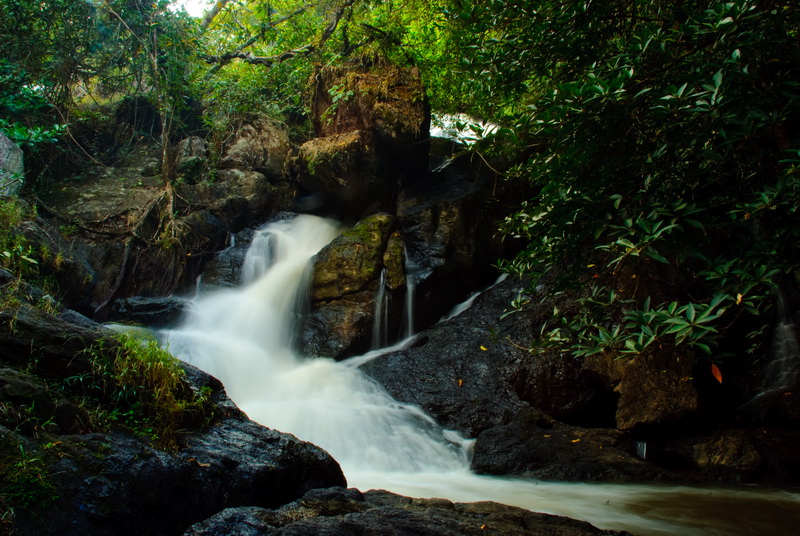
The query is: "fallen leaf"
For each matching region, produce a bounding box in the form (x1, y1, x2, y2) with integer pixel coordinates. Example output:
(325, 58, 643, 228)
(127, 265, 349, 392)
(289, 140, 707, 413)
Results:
(736, 293, 743, 304)
(457, 379, 463, 387)
(711, 363, 723, 384)
(571, 438, 581, 443)
(480, 345, 488, 351)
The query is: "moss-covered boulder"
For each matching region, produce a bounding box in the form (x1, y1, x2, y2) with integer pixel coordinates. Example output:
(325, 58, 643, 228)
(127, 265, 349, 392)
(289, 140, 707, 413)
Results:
(295, 60, 430, 219)
(302, 213, 406, 359)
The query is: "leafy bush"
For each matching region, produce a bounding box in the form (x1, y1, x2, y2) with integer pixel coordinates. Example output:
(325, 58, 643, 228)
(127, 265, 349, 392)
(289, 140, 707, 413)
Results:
(472, 1, 800, 363)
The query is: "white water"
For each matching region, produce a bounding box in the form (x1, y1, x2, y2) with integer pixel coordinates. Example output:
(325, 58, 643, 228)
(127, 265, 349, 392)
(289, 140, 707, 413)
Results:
(164, 214, 800, 536)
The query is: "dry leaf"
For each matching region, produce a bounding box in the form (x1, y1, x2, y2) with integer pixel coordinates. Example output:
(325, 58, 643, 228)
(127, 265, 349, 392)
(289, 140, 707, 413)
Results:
(711, 363, 723, 384)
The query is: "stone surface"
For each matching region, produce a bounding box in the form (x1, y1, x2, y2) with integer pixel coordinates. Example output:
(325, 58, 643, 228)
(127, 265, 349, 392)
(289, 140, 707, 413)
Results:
(184, 487, 630, 536)
(295, 62, 430, 219)
(0, 131, 24, 196)
(302, 213, 404, 358)
(584, 347, 699, 431)
(218, 116, 292, 179)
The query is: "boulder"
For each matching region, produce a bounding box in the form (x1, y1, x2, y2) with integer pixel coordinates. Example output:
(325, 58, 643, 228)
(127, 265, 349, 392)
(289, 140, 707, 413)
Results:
(584, 347, 699, 431)
(470, 409, 663, 482)
(296, 130, 381, 217)
(175, 136, 208, 184)
(296, 61, 430, 219)
(218, 117, 292, 180)
(0, 131, 24, 196)
(109, 295, 194, 328)
(0, 303, 346, 536)
(184, 487, 630, 536)
(302, 213, 405, 358)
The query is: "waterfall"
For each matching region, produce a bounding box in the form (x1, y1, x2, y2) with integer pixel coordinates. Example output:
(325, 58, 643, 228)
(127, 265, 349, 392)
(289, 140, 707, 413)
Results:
(165, 214, 469, 476)
(401, 248, 422, 338)
(761, 285, 800, 394)
(162, 214, 800, 536)
(371, 269, 389, 349)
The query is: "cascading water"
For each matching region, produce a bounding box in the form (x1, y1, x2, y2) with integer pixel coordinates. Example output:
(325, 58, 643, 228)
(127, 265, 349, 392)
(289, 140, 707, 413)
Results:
(165, 215, 469, 477)
(371, 269, 389, 349)
(163, 214, 800, 536)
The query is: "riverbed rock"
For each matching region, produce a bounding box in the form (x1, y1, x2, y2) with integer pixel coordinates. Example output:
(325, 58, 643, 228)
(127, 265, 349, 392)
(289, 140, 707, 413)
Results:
(302, 213, 405, 358)
(0, 131, 24, 196)
(184, 487, 631, 536)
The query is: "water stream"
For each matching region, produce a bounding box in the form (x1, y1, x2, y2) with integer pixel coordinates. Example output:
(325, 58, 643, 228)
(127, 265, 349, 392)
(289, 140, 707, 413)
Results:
(163, 214, 800, 536)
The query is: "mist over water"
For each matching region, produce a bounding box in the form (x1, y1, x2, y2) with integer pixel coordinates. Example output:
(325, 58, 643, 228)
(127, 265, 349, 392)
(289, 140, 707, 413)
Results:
(164, 214, 800, 536)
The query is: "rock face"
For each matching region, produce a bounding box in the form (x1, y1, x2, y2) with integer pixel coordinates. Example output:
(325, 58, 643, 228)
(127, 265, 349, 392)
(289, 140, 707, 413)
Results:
(0, 131, 24, 196)
(302, 213, 405, 358)
(295, 61, 430, 219)
(397, 152, 521, 330)
(184, 487, 630, 536)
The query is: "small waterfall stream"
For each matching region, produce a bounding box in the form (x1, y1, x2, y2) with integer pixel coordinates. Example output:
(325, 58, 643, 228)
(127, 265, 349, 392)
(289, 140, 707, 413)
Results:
(163, 214, 800, 536)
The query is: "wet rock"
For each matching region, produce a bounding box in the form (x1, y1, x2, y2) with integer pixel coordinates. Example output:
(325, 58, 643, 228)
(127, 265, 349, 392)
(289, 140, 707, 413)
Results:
(584, 347, 699, 431)
(109, 295, 193, 328)
(0, 304, 346, 536)
(0, 131, 24, 195)
(471, 409, 663, 482)
(302, 213, 404, 358)
(397, 149, 524, 331)
(185, 487, 630, 536)
(361, 277, 614, 438)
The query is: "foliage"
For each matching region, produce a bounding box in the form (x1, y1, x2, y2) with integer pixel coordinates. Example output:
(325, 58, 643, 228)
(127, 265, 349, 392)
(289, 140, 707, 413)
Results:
(484, 1, 800, 362)
(0, 444, 58, 512)
(0, 199, 40, 281)
(67, 332, 215, 451)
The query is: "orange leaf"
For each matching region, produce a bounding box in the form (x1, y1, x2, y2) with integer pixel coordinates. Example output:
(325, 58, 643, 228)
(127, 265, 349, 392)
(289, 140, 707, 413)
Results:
(457, 379, 464, 387)
(711, 363, 723, 384)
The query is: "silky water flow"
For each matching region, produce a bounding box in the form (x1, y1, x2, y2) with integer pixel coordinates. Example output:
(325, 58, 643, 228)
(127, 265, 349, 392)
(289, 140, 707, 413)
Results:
(163, 214, 800, 536)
